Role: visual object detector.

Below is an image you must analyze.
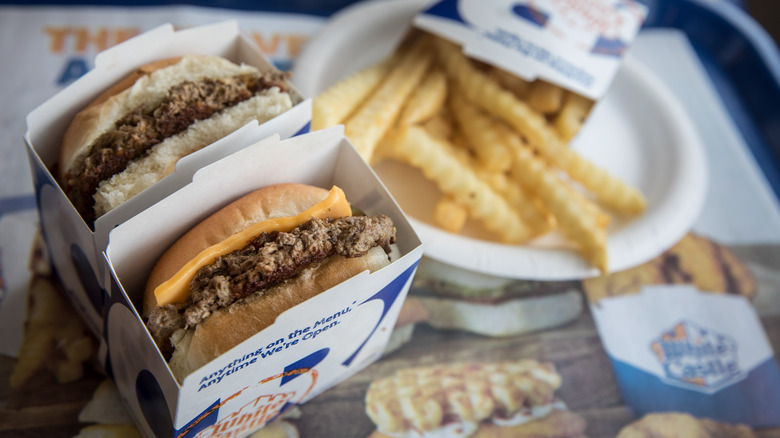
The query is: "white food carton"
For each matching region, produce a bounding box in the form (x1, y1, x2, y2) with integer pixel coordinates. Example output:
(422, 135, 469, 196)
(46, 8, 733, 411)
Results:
(102, 127, 423, 438)
(24, 21, 311, 338)
(415, 0, 647, 100)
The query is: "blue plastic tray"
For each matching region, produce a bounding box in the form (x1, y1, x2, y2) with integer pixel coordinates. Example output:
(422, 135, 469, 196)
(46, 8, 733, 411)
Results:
(641, 0, 780, 200)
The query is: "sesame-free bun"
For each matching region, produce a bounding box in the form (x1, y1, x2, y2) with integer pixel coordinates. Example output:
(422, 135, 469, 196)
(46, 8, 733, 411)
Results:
(59, 55, 294, 221)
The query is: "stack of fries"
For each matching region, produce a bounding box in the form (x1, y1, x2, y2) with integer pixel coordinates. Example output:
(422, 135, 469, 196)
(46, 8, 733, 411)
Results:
(9, 233, 97, 388)
(312, 32, 646, 274)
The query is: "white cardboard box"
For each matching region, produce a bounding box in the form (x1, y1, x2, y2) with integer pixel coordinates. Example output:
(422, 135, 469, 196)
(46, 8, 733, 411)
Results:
(103, 127, 423, 437)
(414, 0, 647, 99)
(24, 21, 311, 337)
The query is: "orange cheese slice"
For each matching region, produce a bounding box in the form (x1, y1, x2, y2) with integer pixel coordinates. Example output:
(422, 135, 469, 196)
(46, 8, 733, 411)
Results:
(154, 186, 352, 306)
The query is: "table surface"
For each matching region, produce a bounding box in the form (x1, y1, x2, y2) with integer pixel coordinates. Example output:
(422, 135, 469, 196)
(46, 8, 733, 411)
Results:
(2, 1, 780, 437)
(2, 302, 780, 437)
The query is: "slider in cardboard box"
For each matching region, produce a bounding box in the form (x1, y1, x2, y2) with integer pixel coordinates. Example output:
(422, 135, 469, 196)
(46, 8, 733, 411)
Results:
(101, 126, 423, 438)
(24, 21, 311, 338)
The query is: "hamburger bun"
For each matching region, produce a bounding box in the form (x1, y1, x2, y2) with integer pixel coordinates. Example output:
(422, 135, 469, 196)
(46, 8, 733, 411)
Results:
(143, 183, 394, 379)
(409, 257, 583, 337)
(60, 55, 296, 224)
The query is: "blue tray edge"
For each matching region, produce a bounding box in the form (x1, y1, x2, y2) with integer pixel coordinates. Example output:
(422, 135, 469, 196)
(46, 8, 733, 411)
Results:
(642, 0, 780, 201)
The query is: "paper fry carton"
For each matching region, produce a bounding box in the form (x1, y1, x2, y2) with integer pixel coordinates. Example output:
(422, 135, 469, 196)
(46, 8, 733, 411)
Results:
(378, 0, 650, 334)
(414, 0, 647, 100)
(102, 127, 423, 438)
(24, 21, 311, 338)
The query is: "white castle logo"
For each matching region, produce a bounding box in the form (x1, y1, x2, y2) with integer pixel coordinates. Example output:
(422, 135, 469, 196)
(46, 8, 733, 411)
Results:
(650, 320, 744, 393)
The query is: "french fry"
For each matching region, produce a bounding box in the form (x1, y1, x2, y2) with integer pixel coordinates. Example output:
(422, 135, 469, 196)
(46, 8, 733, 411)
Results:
(554, 92, 594, 142)
(448, 93, 512, 173)
(9, 327, 53, 388)
(311, 55, 395, 131)
(63, 336, 95, 363)
(487, 65, 531, 98)
(433, 195, 469, 233)
(485, 171, 556, 238)
(450, 103, 556, 237)
(563, 182, 611, 230)
(535, 134, 646, 216)
(434, 37, 550, 147)
(509, 143, 609, 273)
(382, 126, 533, 243)
(10, 275, 95, 388)
(435, 38, 645, 216)
(527, 80, 564, 114)
(422, 108, 455, 141)
(398, 67, 447, 126)
(345, 38, 434, 163)
(55, 358, 84, 383)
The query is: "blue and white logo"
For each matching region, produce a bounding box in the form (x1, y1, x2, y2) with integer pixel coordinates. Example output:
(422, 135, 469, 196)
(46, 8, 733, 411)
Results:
(650, 319, 744, 394)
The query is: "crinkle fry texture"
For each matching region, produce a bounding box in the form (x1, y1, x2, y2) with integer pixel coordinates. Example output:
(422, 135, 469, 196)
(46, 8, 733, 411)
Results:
(314, 30, 648, 274)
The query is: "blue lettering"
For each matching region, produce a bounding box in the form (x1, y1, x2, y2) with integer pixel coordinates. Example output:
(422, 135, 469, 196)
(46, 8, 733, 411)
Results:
(57, 57, 90, 86)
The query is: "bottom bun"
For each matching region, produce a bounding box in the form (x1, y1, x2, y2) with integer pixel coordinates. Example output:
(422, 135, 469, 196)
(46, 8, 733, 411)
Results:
(368, 409, 587, 438)
(169, 246, 391, 380)
(417, 291, 583, 337)
(410, 257, 583, 337)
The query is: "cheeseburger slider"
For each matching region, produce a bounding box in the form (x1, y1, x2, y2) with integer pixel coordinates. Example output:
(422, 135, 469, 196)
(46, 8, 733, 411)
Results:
(143, 183, 396, 379)
(59, 55, 298, 225)
(365, 360, 587, 438)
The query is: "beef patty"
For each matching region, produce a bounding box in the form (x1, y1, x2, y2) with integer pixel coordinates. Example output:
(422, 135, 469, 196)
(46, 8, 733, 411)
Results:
(146, 214, 396, 355)
(65, 71, 290, 224)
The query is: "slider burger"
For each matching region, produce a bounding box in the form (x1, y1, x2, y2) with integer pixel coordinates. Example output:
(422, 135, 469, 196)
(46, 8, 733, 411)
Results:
(143, 183, 396, 379)
(59, 55, 297, 225)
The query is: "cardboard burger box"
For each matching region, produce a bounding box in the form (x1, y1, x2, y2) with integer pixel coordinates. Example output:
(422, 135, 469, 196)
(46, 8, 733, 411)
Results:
(102, 127, 423, 437)
(24, 21, 311, 338)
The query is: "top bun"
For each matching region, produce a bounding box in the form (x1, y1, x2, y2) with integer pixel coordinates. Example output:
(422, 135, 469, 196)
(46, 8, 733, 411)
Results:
(59, 55, 261, 179)
(59, 55, 295, 222)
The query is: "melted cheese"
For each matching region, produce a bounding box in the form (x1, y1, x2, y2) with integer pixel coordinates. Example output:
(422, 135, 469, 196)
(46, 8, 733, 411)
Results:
(154, 186, 352, 306)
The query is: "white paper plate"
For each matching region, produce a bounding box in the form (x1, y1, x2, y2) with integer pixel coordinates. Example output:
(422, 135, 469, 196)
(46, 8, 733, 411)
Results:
(292, 0, 708, 280)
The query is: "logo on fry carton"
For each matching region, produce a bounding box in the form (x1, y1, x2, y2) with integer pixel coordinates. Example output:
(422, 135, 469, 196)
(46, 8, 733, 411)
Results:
(650, 320, 744, 393)
(178, 367, 318, 438)
(416, 0, 647, 98)
(511, 0, 646, 57)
